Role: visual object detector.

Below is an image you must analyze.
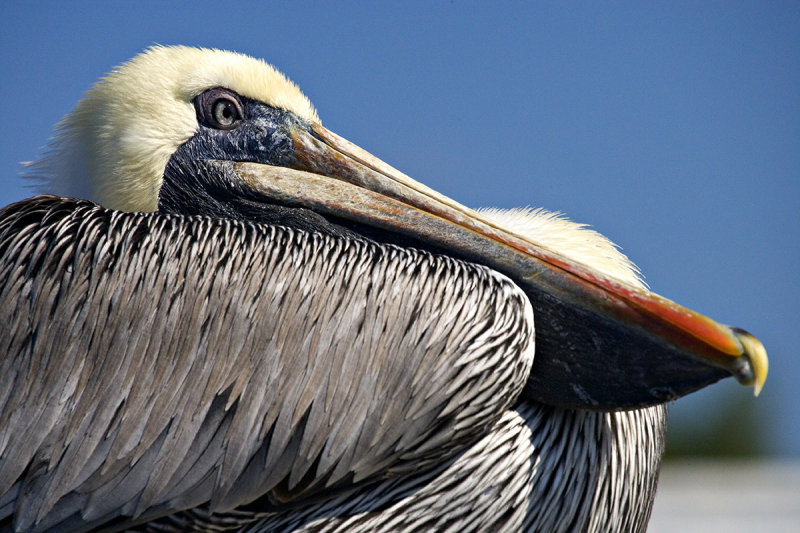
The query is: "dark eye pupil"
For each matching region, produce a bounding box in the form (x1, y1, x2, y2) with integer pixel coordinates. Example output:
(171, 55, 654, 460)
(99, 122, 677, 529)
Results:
(213, 100, 238, 126)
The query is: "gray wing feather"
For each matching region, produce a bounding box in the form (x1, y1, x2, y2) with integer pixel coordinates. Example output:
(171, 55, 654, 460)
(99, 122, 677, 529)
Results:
(0, 196, 534, 532)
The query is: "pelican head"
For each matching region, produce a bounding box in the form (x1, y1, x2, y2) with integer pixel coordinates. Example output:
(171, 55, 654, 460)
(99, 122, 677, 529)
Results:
(28, 46, 317, 212)
(27, 45, 767, 408)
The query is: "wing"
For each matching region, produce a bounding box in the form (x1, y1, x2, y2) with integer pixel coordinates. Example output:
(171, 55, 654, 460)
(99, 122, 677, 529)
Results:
(0, 196, 534, 532)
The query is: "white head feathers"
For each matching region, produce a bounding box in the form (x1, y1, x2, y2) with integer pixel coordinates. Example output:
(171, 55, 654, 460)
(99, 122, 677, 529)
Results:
(26, 45, 318, 212)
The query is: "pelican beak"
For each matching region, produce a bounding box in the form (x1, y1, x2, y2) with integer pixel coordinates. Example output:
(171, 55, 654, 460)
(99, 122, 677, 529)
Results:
(217, 121, 767, 410)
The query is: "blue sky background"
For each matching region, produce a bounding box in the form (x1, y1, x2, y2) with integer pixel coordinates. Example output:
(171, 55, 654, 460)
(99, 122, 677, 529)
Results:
(1, 2, 797, 455)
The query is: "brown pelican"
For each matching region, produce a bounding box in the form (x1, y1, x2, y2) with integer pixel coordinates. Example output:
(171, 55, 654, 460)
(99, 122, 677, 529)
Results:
(0, 46, 767, 532)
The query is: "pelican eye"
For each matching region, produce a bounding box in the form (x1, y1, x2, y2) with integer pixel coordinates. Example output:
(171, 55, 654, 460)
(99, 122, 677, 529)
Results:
(195, 88, 244, 130)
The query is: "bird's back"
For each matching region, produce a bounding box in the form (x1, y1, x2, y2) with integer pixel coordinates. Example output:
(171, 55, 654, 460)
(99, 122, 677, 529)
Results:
(0, 196, 536, 532)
